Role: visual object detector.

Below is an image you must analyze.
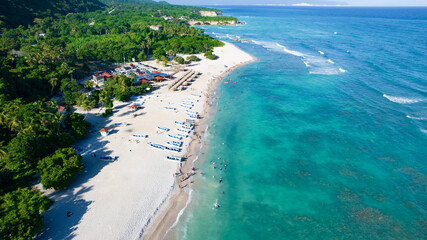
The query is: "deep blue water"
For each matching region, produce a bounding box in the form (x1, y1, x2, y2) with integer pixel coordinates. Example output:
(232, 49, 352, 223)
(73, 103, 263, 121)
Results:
(173, 7, 427, 239)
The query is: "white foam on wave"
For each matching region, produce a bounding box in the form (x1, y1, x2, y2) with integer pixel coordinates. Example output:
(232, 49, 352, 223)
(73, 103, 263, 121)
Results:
(421, 129, 427, 134)
(165, 188, 193, 237)
(252, 40, 341, 75)
(339, 68, 347, 73)
(275, 43, 305, 57)
(318, 50, 325, 55)
(328, 59, 335, 64)
(383, 94, 423, 104)
(406, 115, 427, 120)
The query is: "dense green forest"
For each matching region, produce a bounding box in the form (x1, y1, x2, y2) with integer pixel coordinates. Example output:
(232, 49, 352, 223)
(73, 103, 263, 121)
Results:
(0, 1, 233, 239)
(0, 0, 106, 28)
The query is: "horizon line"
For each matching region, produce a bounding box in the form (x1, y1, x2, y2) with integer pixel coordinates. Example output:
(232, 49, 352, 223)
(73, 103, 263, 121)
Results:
(166, 3, 427, 7)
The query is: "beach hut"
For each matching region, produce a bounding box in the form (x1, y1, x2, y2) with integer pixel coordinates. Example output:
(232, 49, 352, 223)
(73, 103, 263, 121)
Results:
(129, 104, 139, 111)
(99, 128, 111, 136)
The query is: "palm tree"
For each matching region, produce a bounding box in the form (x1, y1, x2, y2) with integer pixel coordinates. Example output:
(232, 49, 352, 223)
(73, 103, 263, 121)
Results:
(0, 142, 6, 160)
(49, 77, 58, 95)
(81, 98, 95, 119)
(98, 91, 109, 110)
(146, 37, 152, 57)
(141, 41, 146, 53)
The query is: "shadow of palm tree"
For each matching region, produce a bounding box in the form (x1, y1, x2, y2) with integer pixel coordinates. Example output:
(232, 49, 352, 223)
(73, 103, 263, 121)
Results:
(36, 112, 117, 239)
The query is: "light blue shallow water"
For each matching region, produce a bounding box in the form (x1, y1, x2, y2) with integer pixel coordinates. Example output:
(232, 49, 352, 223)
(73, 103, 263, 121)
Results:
(174, 7, 427, 239)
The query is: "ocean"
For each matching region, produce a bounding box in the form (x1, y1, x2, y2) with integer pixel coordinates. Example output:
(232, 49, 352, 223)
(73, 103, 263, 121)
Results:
(173, 6, 427, 239)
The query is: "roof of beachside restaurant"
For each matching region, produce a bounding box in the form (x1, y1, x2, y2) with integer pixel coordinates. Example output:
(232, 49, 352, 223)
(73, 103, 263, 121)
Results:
(135, 73, 169, 80)
(99, 128, 110, 132)
(133, 79, 150, 83)
(102, 72, 113, 78)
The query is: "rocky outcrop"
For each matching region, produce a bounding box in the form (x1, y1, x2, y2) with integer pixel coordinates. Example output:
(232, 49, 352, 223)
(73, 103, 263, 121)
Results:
(197, 11, 222, 17)
(187, 20, 244, 26)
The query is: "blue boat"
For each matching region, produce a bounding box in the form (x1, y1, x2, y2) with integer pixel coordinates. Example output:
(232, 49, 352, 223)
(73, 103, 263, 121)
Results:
(186, 114, 198, 119)
(157, 126, 170, 131)
(165, 146, 181, 152)
(147, 142, 165, 150)
(177, 128, 190, 133)
(181, 101, 193, 105)
(167, 134, 183, 140)
(114, 123, 129, 127)
(131, 134, 148, 138)
(174, 121, 185, 125)
(164, 107, 176, 111)
(99, 156, 117, 161)
(166, 156, 183, 161)
(166, 141, 183, 147)
(190, 94, 201, 97)
(177, 133, 188, 138)
(181, 125, 193, 130)
(187, 98, 199, 102)
(180, 105, 192, 109)
(186, 110, 198, 115)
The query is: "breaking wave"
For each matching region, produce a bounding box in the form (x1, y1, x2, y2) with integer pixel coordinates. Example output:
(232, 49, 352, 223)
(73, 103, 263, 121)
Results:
(406, 115, 427, 120)
(383, 94, 423, 104)
(251, 40, 342, 75)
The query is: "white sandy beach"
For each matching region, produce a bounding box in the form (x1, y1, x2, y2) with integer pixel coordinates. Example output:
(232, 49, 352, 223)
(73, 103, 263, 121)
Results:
(36, 42, 255, 240)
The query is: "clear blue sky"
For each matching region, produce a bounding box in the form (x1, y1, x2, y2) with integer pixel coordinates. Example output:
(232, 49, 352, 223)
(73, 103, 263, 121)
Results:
(160, 0, 427, 6)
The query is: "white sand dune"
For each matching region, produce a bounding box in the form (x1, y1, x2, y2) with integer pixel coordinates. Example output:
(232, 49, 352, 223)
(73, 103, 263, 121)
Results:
(36, 42, 255, 240)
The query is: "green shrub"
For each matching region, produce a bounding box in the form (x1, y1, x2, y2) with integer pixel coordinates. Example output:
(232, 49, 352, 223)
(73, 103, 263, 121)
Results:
(102, 108, 113, 117)
(204, 51, 218, 60)
(38, 148, 84, 190)
(0, 188, 52, 240)
(65, 113, 90, 139)
(176, 56, 185, 64)
(186, 55, 200, 61)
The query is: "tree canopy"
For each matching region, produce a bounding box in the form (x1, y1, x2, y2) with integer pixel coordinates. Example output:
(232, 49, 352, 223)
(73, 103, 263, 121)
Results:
(0, 188, 52, 240)
(38, 148, 84, 190)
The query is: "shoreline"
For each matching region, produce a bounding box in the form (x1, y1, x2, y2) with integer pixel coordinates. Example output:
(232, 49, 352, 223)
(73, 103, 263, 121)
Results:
(142, 44, 257, 240)
(35, 41, 256, 240)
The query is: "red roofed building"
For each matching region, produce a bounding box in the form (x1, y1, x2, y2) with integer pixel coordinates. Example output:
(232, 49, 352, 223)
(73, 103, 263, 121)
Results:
(154, 76, 164, 82)
(57, 106, 66, 115)
(129, 104, 139, 111)
(93, 71, 114, 84)
(99, 128, 111, 136)
(149, 25, 163, 31)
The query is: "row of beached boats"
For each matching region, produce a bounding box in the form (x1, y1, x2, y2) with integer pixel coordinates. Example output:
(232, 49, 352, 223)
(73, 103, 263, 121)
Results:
(151, 94, 201, 161)
(105, 94, 201, 162)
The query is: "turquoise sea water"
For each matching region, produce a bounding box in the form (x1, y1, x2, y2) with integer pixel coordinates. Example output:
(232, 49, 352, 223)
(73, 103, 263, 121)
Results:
(174, 7, 427, 239)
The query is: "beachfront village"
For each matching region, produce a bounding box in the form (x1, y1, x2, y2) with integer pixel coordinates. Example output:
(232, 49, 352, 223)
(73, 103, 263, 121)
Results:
(36, 41, 254, 239)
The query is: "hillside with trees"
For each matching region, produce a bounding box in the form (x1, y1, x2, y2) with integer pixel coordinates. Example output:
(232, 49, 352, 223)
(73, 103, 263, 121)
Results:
(0, 0, 106, 28)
